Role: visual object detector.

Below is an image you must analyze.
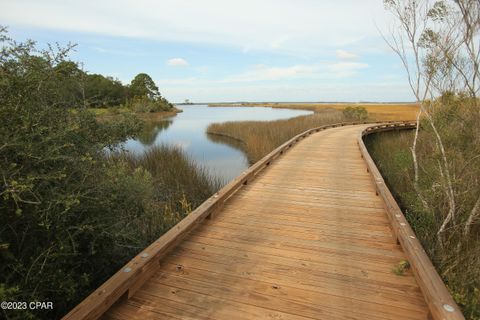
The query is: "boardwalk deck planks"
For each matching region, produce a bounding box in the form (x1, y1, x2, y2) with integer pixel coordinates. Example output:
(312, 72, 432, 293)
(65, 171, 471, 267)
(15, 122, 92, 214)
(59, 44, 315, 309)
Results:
(63, 122, 463, 320)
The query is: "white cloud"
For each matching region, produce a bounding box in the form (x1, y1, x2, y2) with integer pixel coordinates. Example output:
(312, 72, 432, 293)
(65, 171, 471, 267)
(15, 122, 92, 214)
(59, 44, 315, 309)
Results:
(90, 46, 145, 57)
(328, 62, 368, 77)
(336, 49, 358, 60)
(329, 62, 368, 71)
(167, 58, 188, 67)
(224, 62, 369, 82)
(224, 64, 315, 82)
(157, 61, 369, 86)
(0, 0, 391, 57)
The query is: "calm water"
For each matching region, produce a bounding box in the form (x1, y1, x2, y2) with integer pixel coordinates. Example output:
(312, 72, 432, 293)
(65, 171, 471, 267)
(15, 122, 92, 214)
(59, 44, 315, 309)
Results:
(121, 105, 312, 184)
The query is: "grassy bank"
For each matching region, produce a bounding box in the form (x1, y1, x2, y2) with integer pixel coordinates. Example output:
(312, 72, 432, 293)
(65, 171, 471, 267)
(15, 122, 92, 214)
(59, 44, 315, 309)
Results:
(207, 108, 346, 163)
(365, 106, 479, 318)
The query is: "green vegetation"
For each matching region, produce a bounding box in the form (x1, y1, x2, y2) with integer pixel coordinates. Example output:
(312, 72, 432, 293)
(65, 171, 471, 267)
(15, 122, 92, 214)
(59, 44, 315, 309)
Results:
(0, 37, 174, 116)
(126, 73, 174, 112)
(80, 71, 174, 112)
(207, 108, 347, 163)
(126, 96, 173, 113)
(112, 146, 220, 215)
(366, 98, 479, 318)
(129, 73, 160, 100)
(342, 106, 368, 121)
(0, 28, 217, 319)
(82, 73, 126, 108)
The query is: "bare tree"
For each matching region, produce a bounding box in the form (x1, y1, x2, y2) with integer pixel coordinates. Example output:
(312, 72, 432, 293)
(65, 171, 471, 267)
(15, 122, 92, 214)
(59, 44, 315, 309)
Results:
(383, 0, 480, 246)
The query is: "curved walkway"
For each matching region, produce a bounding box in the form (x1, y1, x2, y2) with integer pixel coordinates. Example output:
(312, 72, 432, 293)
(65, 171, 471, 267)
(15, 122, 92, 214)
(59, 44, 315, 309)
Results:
(104, 124, 429, 320)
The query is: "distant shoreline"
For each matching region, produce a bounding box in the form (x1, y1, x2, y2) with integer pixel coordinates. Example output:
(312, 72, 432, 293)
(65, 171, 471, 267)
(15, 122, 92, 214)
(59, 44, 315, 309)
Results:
(205, 102, 418, 107)
(205, 102, 420, 121)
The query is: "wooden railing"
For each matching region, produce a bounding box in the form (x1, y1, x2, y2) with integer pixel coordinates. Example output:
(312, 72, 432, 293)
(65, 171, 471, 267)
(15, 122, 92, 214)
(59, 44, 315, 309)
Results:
(358, 122, 464, 320)
(63, 120, 464, 320)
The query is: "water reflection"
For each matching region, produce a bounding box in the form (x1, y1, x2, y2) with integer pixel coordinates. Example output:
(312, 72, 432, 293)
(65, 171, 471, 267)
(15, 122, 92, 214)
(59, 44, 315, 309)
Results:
(206, 133, 247, 160)
(136, 119, 173, 145)
(122, 105, 312, 184)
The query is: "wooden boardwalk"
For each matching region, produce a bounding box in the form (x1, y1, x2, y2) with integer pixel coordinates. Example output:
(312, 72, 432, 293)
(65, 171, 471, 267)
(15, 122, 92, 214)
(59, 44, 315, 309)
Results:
(104, 124, 426, 320)
(65, 123, 463, 320)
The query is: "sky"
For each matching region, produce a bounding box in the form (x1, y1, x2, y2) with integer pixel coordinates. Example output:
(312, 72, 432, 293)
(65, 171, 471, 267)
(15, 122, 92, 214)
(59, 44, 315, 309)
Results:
(0, 0, 415, 103)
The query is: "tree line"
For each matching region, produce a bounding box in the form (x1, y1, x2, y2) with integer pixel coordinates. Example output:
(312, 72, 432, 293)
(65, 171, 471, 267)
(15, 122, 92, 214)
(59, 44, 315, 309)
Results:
(20, 51, 174, 112)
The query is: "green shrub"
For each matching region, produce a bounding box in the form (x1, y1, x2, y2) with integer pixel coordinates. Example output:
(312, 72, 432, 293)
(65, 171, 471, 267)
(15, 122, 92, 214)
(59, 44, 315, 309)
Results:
(342, 106, 369, 121)
(127, 96, 173, 113)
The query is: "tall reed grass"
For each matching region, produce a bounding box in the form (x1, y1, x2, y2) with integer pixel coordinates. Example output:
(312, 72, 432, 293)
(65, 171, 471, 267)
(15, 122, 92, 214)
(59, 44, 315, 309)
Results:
(108, 145, 221, 242)
(207, 108, 346, 163)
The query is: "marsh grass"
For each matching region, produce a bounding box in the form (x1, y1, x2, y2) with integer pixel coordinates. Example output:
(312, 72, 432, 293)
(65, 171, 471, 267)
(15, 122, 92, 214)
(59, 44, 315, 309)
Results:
(366, 126, 480, 318)
(119, 145, 220, 204)
(94, 149, 191, 241)
(207, 108, 346, 163)
(107, 145, 222, 242)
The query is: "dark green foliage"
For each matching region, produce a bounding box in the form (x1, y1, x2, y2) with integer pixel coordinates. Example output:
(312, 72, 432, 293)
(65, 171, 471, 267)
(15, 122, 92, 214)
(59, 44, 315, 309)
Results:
(129, 73, 160, 100)
(0, 30, 140, 319)
(126, 96, 173, 113)
(0, 31, 171, 111)
(53, 61, 85, 108)
(136, 120, 173, 145)
(0, 29, 217, 319)
(126, 74, 174, 112)
(342, 106, 369, 121)
(84, 74, 127, 108)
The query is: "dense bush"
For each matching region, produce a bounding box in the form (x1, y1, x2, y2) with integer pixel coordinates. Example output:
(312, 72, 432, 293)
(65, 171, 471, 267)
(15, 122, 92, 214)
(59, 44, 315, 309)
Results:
(125, 73, 174, 112)
(84, 73, 127, 108)
(127, 96, 174, 113)
(342, 106, 368, 121)
(0, 29, 216, 319)
(366, 97, 480, 319)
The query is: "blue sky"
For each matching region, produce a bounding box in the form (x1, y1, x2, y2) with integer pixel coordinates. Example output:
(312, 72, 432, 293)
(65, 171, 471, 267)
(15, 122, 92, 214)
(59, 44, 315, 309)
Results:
(0, 0, 414, 103)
